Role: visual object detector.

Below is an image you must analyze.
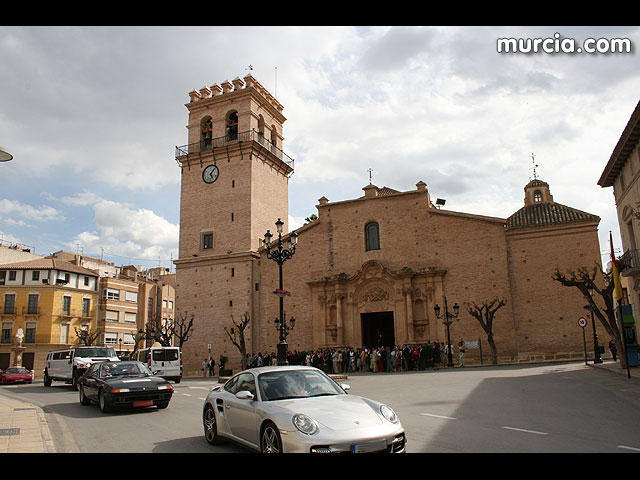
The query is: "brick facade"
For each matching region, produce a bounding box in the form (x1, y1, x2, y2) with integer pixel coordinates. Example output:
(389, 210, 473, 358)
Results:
(175, 76, 603, 375)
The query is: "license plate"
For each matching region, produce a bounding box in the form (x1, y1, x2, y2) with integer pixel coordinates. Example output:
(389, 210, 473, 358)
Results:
(133, 400, 153, 407)
(351, 440, 387, 453)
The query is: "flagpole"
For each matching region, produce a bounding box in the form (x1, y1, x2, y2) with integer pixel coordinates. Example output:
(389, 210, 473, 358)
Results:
(610, 231, 631, 379)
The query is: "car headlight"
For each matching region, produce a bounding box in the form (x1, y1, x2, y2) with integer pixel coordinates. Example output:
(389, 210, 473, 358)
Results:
(380, 405, 399, 424)
(292, 413, 318, 435)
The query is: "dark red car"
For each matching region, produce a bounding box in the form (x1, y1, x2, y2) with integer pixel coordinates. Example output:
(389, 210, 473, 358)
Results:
(1, 367, 33, 385)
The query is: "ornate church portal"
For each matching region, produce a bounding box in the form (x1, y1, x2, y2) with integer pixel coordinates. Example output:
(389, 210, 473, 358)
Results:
(310, 260, 447, 349)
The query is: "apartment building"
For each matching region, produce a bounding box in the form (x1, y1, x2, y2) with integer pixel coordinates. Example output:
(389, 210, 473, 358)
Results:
(0, 257, 99, 372)
(598, 98, 640, 364)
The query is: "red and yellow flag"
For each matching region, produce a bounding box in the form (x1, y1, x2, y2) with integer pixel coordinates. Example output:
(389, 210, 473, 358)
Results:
(610, 231, 623, 303)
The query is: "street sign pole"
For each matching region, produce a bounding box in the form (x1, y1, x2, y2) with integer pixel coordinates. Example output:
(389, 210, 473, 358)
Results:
(578, 317, 588, 365)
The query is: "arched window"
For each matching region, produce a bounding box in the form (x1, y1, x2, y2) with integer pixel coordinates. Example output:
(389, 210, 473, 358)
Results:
(201, 116, 213, 149)
(365, 222, 380, 251)
(226, 111, 238, 141)
(534, 190, 542, 202)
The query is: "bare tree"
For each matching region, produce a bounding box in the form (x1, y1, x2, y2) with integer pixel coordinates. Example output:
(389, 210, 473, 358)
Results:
(172, 311, 194, 347)
(74, 327, 99, 346)
(553, 264, 627, 368)
(144, 317, 173, 347)
(465, 298, 506, 365)
(224, 312, 250, 371)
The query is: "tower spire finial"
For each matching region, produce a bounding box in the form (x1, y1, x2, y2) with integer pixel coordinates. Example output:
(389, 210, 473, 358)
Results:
(367, 168, 373, 185)
(530, 153, 539, 180)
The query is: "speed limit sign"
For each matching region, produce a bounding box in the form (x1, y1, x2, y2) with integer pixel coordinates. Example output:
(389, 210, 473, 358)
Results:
(578, 317, 587, 328)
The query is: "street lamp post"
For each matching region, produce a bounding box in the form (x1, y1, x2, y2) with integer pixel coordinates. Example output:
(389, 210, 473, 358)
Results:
(263, 218, 298, 366)
(434, 297, 460, 367)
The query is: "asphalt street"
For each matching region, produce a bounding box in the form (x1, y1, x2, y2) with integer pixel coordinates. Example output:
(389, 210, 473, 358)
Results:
(1, 360, 640, 453)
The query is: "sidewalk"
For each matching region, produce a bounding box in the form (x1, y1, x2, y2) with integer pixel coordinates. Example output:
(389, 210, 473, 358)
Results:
(0, 392, 55, 453)
(590, 358, 639, 379)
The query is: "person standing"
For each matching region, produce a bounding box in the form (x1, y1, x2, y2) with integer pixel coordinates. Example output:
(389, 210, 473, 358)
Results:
(609, 339, 618, 361)
(202, 358, 208, 376)
(458, 340, 466, 367)
(208, 356, 215, 376)
(432, 342, 441, 370)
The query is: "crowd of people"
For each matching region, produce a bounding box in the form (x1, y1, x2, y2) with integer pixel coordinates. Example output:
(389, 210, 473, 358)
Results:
(237, 341, 468, 375)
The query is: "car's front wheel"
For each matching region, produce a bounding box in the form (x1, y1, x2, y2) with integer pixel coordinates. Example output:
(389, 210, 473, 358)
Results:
(261, 421, 283, 453)
(79, 385, 91, 406)
(99, 390, 112, 413)
(203, 404, 220, 445)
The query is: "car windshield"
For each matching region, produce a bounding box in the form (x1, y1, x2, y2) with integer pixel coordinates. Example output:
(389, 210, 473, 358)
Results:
(258, 369, 345, 401)
(76, 347, 116, 358)
(100, 362, 151, 378)
(5, 367, 29, 374)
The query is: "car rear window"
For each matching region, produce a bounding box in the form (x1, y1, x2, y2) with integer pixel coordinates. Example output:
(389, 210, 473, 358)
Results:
(152, 349, 179, 361)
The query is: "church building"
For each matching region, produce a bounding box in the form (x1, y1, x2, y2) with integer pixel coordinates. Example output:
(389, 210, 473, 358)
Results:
(174, 75, 603, 375)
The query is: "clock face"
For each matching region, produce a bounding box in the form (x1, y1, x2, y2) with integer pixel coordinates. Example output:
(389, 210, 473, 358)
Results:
(202, 164, 219, 184)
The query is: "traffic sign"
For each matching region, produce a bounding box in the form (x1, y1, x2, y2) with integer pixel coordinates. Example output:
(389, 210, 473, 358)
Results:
(578, 317, 587, 328)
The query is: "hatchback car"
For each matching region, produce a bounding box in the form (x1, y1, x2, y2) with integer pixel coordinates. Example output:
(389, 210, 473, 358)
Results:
(78, 361, 174, 413)
(202, 365, 406, 453)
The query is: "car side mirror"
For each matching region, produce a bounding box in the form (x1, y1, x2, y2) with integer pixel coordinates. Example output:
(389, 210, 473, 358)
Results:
(341, 384, 351, 392)
(235, 390, 254, 400)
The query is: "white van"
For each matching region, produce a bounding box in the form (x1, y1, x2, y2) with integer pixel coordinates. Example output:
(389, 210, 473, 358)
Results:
(44, 346, 120, 390)
(135, 346, 182, 383)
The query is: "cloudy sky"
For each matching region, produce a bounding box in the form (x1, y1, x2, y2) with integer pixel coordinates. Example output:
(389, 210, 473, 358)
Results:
(1, 26, 638, 270)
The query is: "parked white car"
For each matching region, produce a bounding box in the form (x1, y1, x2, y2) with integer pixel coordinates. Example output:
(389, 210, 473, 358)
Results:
(134, 346, 182, 383)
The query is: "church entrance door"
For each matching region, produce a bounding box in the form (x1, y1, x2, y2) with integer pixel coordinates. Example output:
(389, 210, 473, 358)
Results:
(361, 311, 395, 348)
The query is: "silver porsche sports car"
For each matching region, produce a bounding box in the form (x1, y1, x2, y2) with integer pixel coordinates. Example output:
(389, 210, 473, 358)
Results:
(202, 365, 406, 453)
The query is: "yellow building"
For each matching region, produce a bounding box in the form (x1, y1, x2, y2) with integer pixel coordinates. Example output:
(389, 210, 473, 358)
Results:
(0, 257, 99, 374)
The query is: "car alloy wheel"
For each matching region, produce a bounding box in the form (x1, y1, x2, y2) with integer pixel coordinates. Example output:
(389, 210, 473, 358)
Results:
(261, 422, 282, 453)
(99, 390, 112, 413)
(79, 385, 91, 406)
(203, 405, 219, 445)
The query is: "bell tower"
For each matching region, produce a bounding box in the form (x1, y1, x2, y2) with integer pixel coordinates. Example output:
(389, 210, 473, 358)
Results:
(173, 74, 294, 374)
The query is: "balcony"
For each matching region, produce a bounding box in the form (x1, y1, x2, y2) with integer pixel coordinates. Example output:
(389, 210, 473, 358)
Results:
(175, 130, 294, 172)
(1, 305, 15, 316)
(22, 307, 40, 316)
(620, 249, 640, 276)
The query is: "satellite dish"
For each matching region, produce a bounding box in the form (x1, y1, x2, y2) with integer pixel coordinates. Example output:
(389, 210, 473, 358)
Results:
(0, 146, 13, 162)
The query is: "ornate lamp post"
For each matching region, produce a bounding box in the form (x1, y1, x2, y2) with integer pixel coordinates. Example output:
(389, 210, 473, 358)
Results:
(263, 218, 298, 365)
(434, 297, 459, 367)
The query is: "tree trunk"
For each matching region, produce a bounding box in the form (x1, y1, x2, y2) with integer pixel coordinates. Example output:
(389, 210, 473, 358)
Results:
(487, 334, 498, 365)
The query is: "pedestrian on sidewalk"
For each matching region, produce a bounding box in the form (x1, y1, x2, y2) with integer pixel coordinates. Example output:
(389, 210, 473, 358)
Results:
(458, 340, 466, 367)
(208, 356, 215, 376)
(609, 339, 618, 361)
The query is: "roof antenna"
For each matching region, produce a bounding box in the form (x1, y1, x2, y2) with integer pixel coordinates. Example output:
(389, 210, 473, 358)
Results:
(530, 153, 539, 180)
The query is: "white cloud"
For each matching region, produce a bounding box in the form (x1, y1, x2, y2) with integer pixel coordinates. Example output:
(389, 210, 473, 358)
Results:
(0, 199, 63, 222)
(69, 200, 179, 262)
